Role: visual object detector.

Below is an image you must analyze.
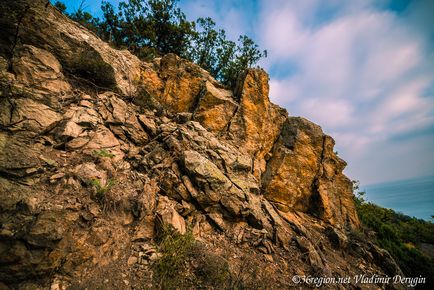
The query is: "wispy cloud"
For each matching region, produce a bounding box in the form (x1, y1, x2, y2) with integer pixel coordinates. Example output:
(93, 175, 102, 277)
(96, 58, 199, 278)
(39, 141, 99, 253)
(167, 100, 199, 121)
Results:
(256, 0, 434, 184)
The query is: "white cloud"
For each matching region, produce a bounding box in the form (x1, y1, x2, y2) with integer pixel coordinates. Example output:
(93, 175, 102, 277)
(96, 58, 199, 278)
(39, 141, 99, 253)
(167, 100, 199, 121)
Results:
(343, 133, 434, 184)
(373, 79, 431, 125)
(269, 79, 298, 105)
(332, 132, 372, 156)
(298, 98, 355, 128)
(261, 8, 307, 58)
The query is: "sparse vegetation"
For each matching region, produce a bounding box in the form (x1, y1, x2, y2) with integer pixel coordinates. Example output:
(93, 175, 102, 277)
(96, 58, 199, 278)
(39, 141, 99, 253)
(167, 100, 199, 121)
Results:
(92, 149, 115, 158)
(353, 181, 434, 286)
(152, 226, 196, 289)
(226, 252, 273, 290)
(189, 243, 231, 288)
(89, 178, 115, 201)
(152, 225, 274, 289)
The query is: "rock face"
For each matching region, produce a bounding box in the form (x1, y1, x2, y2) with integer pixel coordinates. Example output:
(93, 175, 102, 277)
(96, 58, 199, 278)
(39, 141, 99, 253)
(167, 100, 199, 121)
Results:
(0, 0, 141, 96)
(228, 69, 287, 179)
(262, 117, 359, 227)
(0, 1, 400, 289)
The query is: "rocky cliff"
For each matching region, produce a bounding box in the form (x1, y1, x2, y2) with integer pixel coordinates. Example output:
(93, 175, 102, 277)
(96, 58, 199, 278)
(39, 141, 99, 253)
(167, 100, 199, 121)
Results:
(0, 1, 402, 289)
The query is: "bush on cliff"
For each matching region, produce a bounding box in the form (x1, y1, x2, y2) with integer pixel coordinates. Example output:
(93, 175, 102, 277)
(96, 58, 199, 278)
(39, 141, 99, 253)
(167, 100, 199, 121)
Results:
(353, 181, 434, 285)
(152, 226, 273, 289)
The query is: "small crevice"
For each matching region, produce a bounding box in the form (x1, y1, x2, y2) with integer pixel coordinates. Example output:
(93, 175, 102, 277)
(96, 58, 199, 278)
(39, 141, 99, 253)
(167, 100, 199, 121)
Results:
(7, 5, 30, 72)
(308, 135, 327, 218)
(190, 80, 207, 117)
(219, 103, 240, 136)
(260, 126, 285, 192)
(7, 97, 16, 124)
(269, 200, 290, 209)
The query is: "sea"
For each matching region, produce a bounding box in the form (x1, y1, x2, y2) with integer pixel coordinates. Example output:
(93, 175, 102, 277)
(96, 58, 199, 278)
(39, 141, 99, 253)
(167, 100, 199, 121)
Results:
(362, 175, 434, 221)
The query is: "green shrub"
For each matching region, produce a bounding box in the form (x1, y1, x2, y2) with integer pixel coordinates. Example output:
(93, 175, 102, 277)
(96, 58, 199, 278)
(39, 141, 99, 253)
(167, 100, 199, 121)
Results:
(92, 149, 115, 158)
(353, 180, 434, 286)
(89, 178, 115, 201)
(152, 226, 196, 289)
(151, 225, 273, 289)
(152, 226, 234, 289)
(190, 243, 230, 288)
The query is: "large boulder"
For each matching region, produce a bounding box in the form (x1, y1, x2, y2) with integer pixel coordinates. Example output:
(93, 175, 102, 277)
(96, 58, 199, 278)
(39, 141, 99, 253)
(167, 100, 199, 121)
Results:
(262, 117, 360, 228)
(226, 69, 287, 179)
(136, 53, 239, 134)
(193, 81, 238, 133)
(1, 98, 61, 134)
(11, 44, 71, 97)
(0, 0, 142, 95)
(0, 132, 42, 178)
(157, 54, 207, 112)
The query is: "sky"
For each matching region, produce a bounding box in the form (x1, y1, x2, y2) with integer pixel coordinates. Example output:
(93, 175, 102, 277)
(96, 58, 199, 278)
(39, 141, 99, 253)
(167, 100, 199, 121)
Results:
(60, 0, 434, 186)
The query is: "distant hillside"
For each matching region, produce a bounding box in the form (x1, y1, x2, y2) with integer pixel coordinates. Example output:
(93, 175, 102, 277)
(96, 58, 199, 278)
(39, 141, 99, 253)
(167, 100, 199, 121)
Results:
(355, 188, 434, 287)
(364, 175, 434, 220)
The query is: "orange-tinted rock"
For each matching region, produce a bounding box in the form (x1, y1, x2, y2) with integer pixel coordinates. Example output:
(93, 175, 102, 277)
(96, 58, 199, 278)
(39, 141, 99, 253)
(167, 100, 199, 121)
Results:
(227, 69, 287, 179)
(137, 61, 165, 107)
(193, 81, 238, 132)
(157, 54, 207, 112)
(262, 117, 359, 228)
(315, 136, 360, 228)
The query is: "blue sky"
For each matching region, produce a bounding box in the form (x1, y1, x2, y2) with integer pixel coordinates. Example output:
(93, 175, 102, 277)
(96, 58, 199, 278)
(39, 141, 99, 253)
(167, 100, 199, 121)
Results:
(59, 0, 434, 185)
